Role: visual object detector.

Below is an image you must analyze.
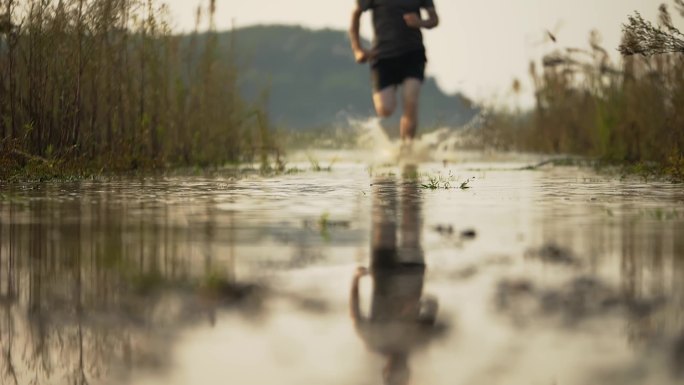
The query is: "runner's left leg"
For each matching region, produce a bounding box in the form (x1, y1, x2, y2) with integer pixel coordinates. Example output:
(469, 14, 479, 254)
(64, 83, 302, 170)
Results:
(400, 78, 421, 142)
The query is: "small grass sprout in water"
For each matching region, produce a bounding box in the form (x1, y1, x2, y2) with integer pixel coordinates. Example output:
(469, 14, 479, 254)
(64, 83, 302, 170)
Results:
(317, 211, 332, 241)
(421, 171, 453, 190)
(200, 269, 233, 294)
(420, 171, 473, 190)
(646, 208, 681, 221)
(421, 175, 443, 190)
(315, 212, 351, 241)
(285, 167, 305, 175)
(307, 155, 337, 172)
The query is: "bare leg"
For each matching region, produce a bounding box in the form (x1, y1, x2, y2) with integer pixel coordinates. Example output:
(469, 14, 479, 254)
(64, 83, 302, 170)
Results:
(400, 78, 422, 142)
(373, 87, 398, 118)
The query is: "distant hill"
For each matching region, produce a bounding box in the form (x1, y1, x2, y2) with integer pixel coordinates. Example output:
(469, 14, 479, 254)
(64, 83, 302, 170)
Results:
(203, 25, 478, 131)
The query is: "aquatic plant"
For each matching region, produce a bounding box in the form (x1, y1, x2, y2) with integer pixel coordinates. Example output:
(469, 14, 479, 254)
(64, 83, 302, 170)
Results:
(419, 171, 470, 190)
(306, 155, 336, 172)
(421, 175, 441, 190)
(318, 211, 330, 230)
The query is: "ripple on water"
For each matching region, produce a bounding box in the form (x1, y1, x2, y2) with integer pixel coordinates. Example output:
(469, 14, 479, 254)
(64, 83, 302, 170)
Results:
(0, 160, 683, 385)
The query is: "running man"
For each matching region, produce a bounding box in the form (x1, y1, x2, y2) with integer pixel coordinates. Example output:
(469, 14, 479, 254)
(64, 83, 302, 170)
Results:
(349, 0, 439, 145)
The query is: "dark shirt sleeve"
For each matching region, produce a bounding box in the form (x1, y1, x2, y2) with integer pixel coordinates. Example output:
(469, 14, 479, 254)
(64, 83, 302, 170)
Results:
(357, 0, 373, 11)
(421, 0, 435, 8)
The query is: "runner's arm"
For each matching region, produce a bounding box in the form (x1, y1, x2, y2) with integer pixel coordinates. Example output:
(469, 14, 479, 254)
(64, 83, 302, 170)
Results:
(404, 7, 439, 29)
(423, 7, 439, 29)
(349, 6, 371, 63)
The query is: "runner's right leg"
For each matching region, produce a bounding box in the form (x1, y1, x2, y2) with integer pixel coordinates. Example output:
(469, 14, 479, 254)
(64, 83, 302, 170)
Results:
(373, 86, 397, 118)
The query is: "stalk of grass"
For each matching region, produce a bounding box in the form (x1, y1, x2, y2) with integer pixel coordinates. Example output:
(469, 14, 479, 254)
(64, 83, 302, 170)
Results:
(480, 1, 684, 181)
(0, 0, 278, 179)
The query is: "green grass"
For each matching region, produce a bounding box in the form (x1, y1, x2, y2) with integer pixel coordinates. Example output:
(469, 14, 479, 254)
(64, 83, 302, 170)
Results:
(307, 155, 337, 172)
(419, 171, 473, 191)
(421, 175, 443, 190)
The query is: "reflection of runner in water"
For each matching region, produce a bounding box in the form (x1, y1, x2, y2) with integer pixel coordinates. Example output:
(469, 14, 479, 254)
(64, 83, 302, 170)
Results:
(350, 168, 442, 385)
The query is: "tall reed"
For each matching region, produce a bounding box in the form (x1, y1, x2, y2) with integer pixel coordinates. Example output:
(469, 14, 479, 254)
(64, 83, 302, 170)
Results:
(0, 0, 274, 178)
(481, 1, 684, 178)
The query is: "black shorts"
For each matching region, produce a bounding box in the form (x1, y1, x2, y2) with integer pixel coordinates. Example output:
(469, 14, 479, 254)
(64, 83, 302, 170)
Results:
(371, 50, 426, 92)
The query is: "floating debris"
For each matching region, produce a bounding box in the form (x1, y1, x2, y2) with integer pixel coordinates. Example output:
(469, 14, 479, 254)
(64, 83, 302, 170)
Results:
(460, 228, 477, 239)
(450, 266, 479, 280)
(432, 224, 454, 235)
(525, 243, 580, 266)
(431, 225, 477, 240)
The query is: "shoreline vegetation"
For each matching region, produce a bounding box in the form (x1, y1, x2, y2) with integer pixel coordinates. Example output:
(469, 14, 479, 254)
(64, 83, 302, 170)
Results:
(0, 0, 278, 182)
(1, 1, 682, 182)
(480, 1, 684, 182)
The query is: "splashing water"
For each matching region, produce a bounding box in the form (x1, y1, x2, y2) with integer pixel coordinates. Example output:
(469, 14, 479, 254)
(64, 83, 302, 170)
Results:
(352, 116, 479, 165)
(353, 117, 395, 160)
(286, 114, 486, 167)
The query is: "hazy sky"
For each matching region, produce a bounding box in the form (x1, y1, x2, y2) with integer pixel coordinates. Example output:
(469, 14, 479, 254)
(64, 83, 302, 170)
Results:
(163, 0, 671, 105)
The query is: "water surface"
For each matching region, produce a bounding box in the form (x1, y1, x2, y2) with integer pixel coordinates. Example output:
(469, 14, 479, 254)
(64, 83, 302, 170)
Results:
(1, 157, 683, 385)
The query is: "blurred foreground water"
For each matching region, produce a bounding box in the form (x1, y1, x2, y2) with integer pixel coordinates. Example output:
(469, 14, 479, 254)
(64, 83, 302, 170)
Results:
(1, 153, 683, 385)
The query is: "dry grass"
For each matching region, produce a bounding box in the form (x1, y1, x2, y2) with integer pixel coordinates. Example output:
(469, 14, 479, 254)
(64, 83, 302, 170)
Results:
(0, 0, 276, 179)
(482, 1, 684, 180)
(620, 5, 684, 56)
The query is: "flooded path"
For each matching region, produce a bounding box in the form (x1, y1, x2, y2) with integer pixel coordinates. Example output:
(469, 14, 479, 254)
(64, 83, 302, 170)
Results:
(1, 155, 683, 385)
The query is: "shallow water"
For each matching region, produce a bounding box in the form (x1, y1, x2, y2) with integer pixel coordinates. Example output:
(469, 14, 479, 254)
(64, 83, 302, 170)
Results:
(1, 155, 683, 385)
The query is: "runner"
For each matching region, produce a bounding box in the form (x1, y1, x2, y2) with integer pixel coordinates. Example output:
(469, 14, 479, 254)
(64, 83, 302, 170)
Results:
(349, 0, 439, 147)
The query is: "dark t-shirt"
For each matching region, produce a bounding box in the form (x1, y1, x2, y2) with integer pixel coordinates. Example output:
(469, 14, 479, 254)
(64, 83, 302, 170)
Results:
(358, 0, 435, 60)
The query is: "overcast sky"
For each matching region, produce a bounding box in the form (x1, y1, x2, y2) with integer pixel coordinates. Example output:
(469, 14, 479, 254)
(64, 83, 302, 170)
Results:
(163, 0, 671, 106)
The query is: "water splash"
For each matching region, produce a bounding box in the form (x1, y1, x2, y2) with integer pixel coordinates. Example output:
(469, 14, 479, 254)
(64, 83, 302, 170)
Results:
(353, 117, 397, 163)
(284, 114, 485, 167)
(352, 116, 481, 165)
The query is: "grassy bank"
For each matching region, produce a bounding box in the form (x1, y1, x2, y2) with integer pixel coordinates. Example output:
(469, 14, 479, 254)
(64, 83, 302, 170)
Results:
(0, 0, 277, 182)
(480, 1, 684, 181)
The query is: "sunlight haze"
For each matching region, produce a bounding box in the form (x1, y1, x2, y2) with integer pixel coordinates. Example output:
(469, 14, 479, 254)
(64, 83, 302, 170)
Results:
(164, 0, 668, 106)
